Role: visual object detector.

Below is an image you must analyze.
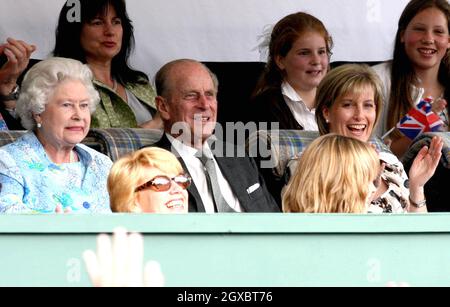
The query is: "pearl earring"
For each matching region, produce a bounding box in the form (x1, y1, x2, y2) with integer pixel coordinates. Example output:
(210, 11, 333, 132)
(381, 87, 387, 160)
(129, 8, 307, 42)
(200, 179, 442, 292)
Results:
(37, 123, 42, 128)
(326, 119, 330, 123)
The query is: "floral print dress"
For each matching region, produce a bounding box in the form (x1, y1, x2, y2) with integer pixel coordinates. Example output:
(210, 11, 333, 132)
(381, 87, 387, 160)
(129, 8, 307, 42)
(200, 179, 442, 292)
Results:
(0, 132, 113, 214)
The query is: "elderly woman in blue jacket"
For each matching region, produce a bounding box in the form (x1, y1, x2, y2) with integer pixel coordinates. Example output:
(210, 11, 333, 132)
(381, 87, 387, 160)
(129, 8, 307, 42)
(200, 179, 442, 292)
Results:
(0, 57, 112, 213)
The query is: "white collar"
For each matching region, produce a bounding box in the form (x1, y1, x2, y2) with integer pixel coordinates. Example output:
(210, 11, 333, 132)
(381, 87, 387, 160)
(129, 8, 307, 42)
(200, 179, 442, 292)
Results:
(281, 81, 303, 103)
(166, 133, 214, 158)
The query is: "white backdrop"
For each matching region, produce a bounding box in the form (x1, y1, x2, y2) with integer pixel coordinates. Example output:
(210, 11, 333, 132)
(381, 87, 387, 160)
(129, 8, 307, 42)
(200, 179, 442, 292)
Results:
(0, 0, 410, 78)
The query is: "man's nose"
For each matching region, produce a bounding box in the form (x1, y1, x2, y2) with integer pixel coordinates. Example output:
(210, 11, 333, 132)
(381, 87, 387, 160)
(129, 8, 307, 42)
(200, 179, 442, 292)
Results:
(197, 94, 209, 108)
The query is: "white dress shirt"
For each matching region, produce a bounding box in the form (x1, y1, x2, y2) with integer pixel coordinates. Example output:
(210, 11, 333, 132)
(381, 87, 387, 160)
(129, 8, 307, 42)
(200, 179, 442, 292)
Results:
(281, 81, 318, 131)
(167, 134, 243, 213)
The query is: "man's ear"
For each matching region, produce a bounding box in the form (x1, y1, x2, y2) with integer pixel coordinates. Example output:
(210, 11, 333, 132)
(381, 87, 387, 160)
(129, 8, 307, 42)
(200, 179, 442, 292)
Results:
(156, 96, 170, 121)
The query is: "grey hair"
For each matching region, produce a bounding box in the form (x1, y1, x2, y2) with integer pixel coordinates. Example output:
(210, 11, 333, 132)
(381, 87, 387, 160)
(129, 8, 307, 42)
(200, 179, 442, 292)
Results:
(16, 57, 100, 130)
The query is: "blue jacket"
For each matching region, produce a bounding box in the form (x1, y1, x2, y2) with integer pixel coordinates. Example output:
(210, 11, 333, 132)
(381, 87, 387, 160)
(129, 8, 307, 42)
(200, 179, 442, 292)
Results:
(0, 132, 112, 214)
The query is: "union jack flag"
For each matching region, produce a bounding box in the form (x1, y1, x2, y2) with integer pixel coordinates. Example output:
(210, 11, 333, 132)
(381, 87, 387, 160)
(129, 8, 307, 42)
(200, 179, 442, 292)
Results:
(0, 113, 7, 131)
(397, 97, 443, 140)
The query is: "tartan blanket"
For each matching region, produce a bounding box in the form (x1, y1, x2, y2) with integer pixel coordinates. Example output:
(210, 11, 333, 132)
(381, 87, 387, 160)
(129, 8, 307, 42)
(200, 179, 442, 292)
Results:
(0, 129, 163, 162)
(247, 129, 391, 178)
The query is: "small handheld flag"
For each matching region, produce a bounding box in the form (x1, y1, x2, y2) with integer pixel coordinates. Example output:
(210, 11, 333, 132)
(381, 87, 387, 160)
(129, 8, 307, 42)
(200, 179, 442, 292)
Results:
(396, 97, 444, 140)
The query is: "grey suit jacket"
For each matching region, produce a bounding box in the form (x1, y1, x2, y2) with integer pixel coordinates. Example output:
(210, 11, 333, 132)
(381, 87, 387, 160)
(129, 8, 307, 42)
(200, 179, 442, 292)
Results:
(147, 134, 280, 213)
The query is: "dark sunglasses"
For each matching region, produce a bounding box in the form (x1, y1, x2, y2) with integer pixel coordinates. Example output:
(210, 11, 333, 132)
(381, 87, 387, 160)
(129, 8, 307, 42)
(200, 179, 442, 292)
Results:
(135, 174, 192, 192)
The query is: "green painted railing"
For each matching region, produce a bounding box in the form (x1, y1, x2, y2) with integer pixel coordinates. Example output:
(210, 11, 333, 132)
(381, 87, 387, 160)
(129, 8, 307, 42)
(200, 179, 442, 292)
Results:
(1, 213, 450, 287)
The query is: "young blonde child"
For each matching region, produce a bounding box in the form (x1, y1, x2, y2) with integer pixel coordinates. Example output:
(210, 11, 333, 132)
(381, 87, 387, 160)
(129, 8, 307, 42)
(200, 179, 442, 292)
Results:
(282, 134, 380, 213)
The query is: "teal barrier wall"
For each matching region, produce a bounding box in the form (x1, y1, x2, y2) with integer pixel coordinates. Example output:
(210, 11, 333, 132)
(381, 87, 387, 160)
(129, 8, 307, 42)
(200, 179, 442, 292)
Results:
(1, 213, 450, 287)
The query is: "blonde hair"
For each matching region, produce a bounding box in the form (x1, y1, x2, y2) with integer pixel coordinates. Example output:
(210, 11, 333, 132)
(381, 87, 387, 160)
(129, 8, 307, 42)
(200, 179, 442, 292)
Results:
(315, 64, 384, 136)
(282, 134, 380, 213)
(108, 147, 184, 212)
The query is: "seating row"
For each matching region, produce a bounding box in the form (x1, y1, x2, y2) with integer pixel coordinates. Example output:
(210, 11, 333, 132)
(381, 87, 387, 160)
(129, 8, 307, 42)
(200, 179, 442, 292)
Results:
(1, 129, 449, 211)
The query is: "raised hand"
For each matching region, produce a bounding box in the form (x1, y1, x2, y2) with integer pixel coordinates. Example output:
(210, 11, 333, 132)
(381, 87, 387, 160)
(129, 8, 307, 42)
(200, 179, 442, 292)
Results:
(0, 38, 36, 89)
(409, 136, 443, 189)
(83, 227, 165, 287)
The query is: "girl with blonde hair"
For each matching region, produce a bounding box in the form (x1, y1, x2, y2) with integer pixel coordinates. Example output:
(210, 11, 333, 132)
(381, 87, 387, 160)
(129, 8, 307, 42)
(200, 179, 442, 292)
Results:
(282, 134, 380, 213)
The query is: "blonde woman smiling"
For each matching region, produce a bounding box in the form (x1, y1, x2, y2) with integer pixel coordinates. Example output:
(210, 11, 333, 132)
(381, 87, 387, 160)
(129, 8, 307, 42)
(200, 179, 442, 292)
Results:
(108, 147, 190, 213)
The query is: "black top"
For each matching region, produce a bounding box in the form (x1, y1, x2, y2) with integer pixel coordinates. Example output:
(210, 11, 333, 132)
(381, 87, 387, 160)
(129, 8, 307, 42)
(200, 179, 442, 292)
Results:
(251, 87, 304, 130)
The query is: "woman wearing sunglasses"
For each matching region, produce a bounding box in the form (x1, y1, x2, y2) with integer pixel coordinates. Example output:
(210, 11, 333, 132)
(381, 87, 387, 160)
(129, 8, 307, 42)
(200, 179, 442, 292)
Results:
(108, 147, 190, 213)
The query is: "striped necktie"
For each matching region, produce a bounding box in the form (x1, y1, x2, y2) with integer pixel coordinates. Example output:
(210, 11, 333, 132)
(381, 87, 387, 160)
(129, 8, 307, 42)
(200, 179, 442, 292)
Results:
(197, 151, 235, 213)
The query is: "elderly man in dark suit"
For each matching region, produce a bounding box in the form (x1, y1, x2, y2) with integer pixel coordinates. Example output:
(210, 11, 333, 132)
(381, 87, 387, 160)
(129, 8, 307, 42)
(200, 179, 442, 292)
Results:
(148, 59, 279, 213)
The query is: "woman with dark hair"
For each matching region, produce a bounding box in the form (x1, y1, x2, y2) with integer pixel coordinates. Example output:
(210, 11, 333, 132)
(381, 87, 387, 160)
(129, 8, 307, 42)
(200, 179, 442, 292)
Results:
(373, 0, 450, 157)
(251, 12, 333, 130)
(53, 0, 161, 129)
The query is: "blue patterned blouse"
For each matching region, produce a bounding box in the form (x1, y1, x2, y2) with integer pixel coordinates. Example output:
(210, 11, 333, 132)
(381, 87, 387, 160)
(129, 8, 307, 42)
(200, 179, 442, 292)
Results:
(0, 113, 7, 131)
(0, 132, 113, 214)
